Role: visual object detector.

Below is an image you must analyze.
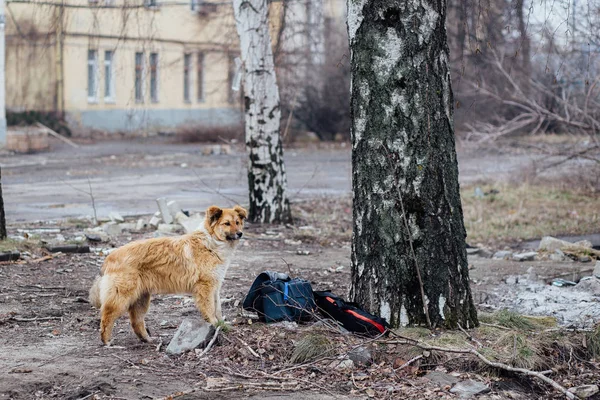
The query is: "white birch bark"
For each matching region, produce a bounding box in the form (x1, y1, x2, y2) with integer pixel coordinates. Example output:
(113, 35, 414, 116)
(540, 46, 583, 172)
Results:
(233, 0, 292, 224)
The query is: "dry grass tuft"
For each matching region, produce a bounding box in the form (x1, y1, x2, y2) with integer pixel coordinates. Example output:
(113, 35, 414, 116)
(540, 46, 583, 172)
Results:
(461, 182, 600, 245)
(479, 310, 556, 331)
(585, 324, 600, 359)
(289, 333, 334, 364)
(0, 238, 40, 253)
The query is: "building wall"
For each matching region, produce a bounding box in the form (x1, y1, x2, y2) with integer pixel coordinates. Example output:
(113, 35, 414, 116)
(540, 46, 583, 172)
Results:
(5, 0, 247, 134)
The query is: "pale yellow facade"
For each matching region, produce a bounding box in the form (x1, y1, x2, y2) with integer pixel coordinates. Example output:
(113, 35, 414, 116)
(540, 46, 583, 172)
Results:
(5, 0, 251, 134)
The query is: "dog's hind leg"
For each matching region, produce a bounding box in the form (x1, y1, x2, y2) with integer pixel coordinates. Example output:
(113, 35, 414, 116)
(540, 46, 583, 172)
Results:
(100, 299, 127, 345)
(193, 281, 218, 325)
(128, 292, 151, 342)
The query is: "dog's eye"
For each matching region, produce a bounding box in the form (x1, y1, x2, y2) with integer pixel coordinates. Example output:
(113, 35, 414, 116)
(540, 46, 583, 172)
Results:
(224, 222, 231, 226)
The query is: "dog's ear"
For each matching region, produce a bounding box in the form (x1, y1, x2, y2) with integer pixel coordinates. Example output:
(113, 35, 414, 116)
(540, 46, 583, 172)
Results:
(234, 205, 248, 220)
(206, 206, 223, 225)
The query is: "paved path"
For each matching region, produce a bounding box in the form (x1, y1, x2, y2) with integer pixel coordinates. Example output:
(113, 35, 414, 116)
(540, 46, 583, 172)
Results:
(0, 138, 590, 222)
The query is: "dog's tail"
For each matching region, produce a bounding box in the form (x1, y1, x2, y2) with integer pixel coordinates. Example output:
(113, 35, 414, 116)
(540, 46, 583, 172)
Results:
(89, 275, 103, 308)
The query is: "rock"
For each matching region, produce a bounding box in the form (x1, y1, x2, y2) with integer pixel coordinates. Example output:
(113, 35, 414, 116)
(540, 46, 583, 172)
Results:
(135, 219, 146, 231)
(575, 277, 600, 295)
(466, 247, 479, 255)
(425, 371, 460, 388)
(166, 318, 214, 355)
(526, 267, 538, 283)
(539, 236, 571, 252)
(450, 380, 490, 398)
(85, 230, 109, 242)
(574, 240, 593, 249)
(179, 214, 204, 233)
(335, 359, 354, 370)
(578, 255, 592, 263)
(156, 198, 173, 224)
(506, 275, 518, 285)
(118, 223, 136, 231)
(109, 212, 125, 223)
(513, 252, 537, 262)
(149, 212, 162, 228)
(550, 249, 566, 261)
(348, 346, 372, 365)
(594, 260, 600, 279)
(157, 224, 178, 233)
(167, 200, 181, 220)
(493, 250, 513, 260)
(568, 384, 599, 399)
(102, 223, 122, 237)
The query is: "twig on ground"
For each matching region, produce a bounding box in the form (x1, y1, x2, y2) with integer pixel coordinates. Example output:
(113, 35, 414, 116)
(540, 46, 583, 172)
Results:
(197, 326, 222, 358)
(387, 335, 576, 399)
(237, 337, 261, 358)
(394, 355, 423, 372)
(458, 323, 484, 347)
(155, 338, 163, 352)
(9, 316, 63, 322)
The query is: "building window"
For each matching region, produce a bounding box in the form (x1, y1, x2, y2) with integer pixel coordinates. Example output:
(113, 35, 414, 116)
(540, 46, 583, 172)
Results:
(150, 52, 159, 103)
(135, 52, 144, 103)
(104, 50, 115, 102)
(197, 52, 204, 102)
(227, 54, 235, 104)
(87, 49, 98, 102)
(183, 53, 191, 102)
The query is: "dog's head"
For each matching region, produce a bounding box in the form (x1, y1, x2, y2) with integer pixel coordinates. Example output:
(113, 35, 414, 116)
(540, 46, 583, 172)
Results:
(204, 205, 248, 244)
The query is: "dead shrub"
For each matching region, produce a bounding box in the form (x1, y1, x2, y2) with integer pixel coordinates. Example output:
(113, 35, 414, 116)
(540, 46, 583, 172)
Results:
(173, 123, 243, 144)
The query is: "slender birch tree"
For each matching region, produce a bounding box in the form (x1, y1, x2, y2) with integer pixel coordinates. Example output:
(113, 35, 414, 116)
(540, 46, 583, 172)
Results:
(348, 0, 478, 329)
(233, 0, 292, 224)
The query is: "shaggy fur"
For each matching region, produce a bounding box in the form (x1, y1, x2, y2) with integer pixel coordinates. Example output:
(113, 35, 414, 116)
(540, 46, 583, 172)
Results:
(89, 205, 247, 345)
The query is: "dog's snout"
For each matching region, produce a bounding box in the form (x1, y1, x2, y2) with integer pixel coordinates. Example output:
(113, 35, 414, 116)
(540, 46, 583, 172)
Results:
(236, 232, 243, 238)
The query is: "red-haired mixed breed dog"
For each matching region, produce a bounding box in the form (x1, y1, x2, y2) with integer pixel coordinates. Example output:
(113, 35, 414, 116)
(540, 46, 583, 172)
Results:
(89, 205, 247, 345)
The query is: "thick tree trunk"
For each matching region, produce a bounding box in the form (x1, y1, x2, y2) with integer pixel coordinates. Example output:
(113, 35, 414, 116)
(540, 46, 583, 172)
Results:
(515, 0, 531, 76)
(233, 0, 292, 224)
(348, 0, 478, 329)
(0, 168, 6, 240)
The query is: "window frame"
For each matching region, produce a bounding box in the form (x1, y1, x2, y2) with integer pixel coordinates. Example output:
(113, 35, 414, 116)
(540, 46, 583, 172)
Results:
(197, 52, 205, 102)
(104, 50, 115, 103)
(149, 52, 159, 103)
(87, 49, 99, 103)
(183, 53, 192, 103)
(135, 52, 145, 103)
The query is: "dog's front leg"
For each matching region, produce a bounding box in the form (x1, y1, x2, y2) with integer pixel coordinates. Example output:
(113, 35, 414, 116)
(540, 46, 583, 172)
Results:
(193, 281, 218, 325)
(214, 281, 223, 321)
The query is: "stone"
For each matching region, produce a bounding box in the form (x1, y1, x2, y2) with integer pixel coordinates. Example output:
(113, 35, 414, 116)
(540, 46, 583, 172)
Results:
(157, 224, 178, 233)
(85, 230, 109, 242)
(575, 277, 600, 295)
(135, 219, 146, 231)
(149, 212, 162, 228)
(512, 252, 537, 262)
(539, 236, 571, 252)
(335, 359, 354, 370)
(594, 260, 600, 279)
(118, 223, 136, 231)
(425, 371, 459, 388)
(568, 385, 599, 399)
(493, 250, 512, 260)
(578, 255, 592, 263)
(450, 380, 490, 398)
(156, 198, 173, 224)
(102, 222, 122, 237)
(574, 240, 593, 249)
(466, 248, 480, 255)
(166, 318, 214, 355)
(179, 214, 204, 234)
(348, 346, 372, 365)
(506, 276, 518, 285)
(167, 200, 181, 220)
(109, 212, 125, 223)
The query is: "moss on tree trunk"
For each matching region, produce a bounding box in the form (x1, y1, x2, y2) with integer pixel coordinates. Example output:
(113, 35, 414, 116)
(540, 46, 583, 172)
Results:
(348, 0, 478, 329)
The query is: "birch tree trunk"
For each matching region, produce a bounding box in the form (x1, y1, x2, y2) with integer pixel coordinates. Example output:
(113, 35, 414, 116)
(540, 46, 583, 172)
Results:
(348, 0, 478, 329)
(233, 0, 292, 224)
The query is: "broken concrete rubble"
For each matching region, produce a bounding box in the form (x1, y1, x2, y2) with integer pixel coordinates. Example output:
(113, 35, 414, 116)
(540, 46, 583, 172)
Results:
(156, 198, 173, 224)
(166, 318, 214, 355)
(108, 212, 124, 223)
(149, 212, 162, 228)
(512, 252, 538, 262)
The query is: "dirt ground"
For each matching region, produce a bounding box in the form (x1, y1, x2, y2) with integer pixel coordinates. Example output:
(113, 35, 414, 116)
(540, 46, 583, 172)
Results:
(1, 213, 598, 400)
(1, 138, 599, 399)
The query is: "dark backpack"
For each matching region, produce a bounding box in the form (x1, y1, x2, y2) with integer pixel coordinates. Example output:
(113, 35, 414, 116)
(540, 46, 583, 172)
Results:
(243, 271, 317, 323)
(313, 291, 389, 336)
